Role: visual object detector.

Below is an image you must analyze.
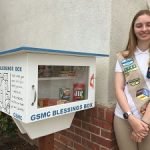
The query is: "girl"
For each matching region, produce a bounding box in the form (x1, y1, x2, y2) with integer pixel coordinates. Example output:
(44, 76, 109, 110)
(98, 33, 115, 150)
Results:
(114, 10, 150, 150)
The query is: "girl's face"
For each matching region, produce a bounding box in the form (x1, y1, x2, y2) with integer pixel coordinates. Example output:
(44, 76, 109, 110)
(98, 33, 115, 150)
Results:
(134, 14, 150, 42)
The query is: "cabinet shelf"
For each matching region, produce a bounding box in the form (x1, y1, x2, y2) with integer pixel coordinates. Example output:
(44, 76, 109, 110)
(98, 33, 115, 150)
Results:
(38, 76, 75, 81)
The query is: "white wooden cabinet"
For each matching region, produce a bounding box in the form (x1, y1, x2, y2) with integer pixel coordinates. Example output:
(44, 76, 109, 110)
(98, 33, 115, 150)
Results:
(0, 48, 96, 138)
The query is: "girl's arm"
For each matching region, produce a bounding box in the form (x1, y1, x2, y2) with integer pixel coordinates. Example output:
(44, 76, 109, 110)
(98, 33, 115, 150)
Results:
(142, 103, 150, 126)
(115, 72, 132, 112)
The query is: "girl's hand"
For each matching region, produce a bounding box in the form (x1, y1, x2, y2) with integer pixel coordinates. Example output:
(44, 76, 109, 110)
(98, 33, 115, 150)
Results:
(130, 131, 143, 143)
(128, 115, 149, 138)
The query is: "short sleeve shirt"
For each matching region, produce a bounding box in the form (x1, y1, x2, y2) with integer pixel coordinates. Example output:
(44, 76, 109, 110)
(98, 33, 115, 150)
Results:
(114, 48, 150, 119)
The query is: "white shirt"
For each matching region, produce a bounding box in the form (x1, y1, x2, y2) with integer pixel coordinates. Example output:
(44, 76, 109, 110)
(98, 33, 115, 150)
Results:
(115, 48, 150, 119)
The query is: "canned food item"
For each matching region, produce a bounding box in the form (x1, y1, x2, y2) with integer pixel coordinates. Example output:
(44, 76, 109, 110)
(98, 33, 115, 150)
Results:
(59, 88, 71, 101)
(73, 83, 85, 101)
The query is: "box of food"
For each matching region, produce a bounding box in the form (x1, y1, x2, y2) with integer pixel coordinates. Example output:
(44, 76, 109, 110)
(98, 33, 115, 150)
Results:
(38, 98, 68, 107)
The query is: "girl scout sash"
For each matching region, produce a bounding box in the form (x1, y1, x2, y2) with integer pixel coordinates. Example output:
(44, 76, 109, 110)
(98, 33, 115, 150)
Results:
(117, 52, 150, 115)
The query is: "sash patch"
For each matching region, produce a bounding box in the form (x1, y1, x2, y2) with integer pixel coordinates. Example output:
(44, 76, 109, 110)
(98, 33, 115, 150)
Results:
(147, 67, 150, 79)
(124, 64, 138, 75)
(136, 88, 150, 100)
(121, 58, 133, 66)
(128, 78, 140, 86)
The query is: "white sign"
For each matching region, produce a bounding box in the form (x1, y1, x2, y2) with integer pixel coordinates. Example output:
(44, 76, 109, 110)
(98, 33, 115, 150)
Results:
(0, 65, 25, 120)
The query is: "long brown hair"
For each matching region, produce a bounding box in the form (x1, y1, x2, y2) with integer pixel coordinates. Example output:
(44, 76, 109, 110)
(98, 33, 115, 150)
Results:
(125, 9, 150, 57)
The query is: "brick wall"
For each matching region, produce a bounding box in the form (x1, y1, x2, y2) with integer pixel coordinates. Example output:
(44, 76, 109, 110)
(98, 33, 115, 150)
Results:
(54, 104, 119, 150)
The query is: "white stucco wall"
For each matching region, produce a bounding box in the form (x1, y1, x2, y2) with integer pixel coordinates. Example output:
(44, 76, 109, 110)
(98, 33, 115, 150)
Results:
(0, 0, 111, 55)
(0, 0, 149, 106)
(96, 0, 148, 105)
(108, 0, 147, 104)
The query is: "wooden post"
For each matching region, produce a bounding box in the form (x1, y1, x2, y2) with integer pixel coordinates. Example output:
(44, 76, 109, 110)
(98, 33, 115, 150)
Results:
(38, 134, 54, 150)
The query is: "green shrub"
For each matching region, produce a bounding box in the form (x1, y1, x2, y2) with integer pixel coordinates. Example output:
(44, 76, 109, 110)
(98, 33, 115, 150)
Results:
(0, 112, 17, 137)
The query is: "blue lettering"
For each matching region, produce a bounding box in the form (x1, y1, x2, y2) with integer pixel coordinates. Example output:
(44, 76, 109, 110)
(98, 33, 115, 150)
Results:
(84, 103, 93, 109)
(31, 115, 36, 121)
(47, 111, 51, 117)
(53, 110, 56, 116)
(30, 104, 88, 121)
(36, 114, 41, 120)
(60, 109, 64, 115)
(30, 111, 51, 121)
(63, 108, 68, 113)
(41, 112, 47, 119)
(13, 113, 22, 121)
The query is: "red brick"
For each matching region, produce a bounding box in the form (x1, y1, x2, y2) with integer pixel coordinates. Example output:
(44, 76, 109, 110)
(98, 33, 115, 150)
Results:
(54, 146, 58, 150)
(76, 110, 92, 123)
(68, 125, 75, 132)
(62, 131, 72, 138)
(97, 106, 106, 120)
(54, 105, 118, 150)
(100, 147, 108, 150)
(66, 131, 82, 143)
(54, 133, 60, 140)
(82, 115, 91, 123)
(54, 140, 69, 150)
(82, 122, 100, 135)
(106, 108, 114, 123)
(91, 117, 101, 126)
(75, 127, 90, 139)
(101, 129, 115, 139)
(99, 120, 113, 131)
(86, 107, 98, 118)
(91, 134, 114, 148)
(73, 134, 82, 143)
(82, 138, 100, 150)
(59, 135, 73, 147)
(75, 110, 85, 119)
(111, 145, 119, 150)
(74, 143, 87, 150)
(72, 118, 82, 128)
(59, 130, 67, 136)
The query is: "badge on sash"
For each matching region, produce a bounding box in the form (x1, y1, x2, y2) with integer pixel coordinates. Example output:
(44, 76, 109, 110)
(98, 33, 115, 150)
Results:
(147, 67, 150, 79)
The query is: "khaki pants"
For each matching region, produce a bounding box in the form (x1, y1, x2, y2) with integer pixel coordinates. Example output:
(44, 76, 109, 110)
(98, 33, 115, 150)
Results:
(114, 116, 150, 150)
